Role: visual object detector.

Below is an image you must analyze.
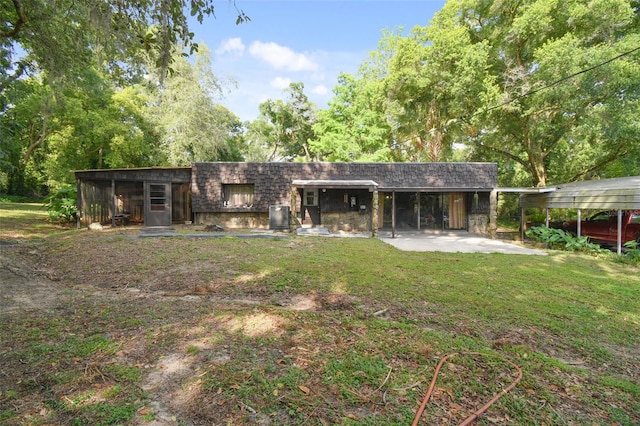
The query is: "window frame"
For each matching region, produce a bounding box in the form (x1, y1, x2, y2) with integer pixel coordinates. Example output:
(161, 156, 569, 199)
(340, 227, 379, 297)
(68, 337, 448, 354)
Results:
(222, 184, 255, 208)
(303, 188, 318, 206)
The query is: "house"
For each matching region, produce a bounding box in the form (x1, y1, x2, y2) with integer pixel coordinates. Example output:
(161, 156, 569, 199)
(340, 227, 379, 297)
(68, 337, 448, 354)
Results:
(75, 162, 498, 236)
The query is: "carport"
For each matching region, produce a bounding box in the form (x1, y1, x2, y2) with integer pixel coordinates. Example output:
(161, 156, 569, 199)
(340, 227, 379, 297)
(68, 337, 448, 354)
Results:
(518, 176, 640, 254)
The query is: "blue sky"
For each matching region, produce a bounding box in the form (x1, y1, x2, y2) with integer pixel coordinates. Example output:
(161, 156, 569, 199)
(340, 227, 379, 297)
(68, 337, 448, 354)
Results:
(191, 0, 446, 122)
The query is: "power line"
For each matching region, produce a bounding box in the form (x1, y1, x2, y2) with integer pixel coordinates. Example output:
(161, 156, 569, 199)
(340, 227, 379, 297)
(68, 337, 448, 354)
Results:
(468, 45, 640, 120)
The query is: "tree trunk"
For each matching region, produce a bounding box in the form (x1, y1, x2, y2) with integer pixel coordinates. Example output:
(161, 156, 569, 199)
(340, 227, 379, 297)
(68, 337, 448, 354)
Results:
(527, 149, 547, 187)
(22, 113, 49, 166)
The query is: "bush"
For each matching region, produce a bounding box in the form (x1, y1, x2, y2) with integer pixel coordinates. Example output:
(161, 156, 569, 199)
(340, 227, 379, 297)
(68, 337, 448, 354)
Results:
(622, 240, 640, 263)
(525, 226, 608, 254)
(44, 187, 78, 224)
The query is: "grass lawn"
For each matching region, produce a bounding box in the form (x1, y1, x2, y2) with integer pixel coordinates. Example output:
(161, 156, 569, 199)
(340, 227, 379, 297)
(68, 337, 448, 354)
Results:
(0, 201, 639, 425)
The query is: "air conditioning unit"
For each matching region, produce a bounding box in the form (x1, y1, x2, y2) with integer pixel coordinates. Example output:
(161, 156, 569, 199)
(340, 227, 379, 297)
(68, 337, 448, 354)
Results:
(269, 205, 290, 230)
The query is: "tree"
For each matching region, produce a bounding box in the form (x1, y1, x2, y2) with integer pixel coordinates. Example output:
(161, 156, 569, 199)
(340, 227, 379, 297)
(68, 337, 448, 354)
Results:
(0, 64, 167, 194)
(310, 72, 393, 162)
(40, 67, 166, 188)
(434, 0, 640, 186)
(0, 0, 249, 93)
(383, 12, 492, 162)
(149, 46, 244, 165)
(253, 82, 317, 161)
(0, 70, 65, 194)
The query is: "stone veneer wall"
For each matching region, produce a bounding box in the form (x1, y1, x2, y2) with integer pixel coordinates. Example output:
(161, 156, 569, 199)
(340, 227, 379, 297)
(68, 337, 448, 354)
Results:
(196, 212, 268, 229)
(321, 212, 371, 233)
(468, 214, 489, 236)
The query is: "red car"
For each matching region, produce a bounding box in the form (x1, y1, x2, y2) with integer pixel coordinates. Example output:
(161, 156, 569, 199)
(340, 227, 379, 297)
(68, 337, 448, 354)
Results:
(562, 210, 640, 246)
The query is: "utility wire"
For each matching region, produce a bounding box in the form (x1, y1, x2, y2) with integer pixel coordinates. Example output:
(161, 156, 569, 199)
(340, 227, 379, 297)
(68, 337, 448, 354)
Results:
(461, 45, 640, 122)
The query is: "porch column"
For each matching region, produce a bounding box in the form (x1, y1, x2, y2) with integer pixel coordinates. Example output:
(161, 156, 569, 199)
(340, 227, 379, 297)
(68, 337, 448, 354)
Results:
(76, 178, 82, 229)
(290, 186, 298, 232)
(416, 192, 420, 231)
(489, 189, 498, 239)
(392, 191, 396, 238)
(372, 189, 379, 237)
(111, 179, 116, 228)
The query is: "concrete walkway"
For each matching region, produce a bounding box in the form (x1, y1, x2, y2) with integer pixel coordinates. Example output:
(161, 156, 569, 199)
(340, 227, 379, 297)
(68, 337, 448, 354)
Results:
(378, 230, 547, 255)
(135, 226, 546, 255)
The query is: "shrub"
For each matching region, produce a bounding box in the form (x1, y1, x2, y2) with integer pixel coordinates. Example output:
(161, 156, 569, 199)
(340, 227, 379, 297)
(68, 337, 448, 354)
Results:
(45, 187, 78, 224)
(622, 240, 640, 263)
(525, 226, 608, 253)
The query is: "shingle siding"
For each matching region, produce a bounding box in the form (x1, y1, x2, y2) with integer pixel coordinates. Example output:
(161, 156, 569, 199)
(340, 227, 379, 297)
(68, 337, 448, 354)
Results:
(191, 162, 497, 213)
(75, 168, 191, 183)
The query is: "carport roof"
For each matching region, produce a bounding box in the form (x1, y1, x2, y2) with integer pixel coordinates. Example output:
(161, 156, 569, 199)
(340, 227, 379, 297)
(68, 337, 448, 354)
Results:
(518, 175, 640, 210)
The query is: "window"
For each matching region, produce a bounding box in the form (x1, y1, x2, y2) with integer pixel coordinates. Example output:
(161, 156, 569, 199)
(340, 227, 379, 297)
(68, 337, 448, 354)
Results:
(149, 184, 167, 211)
(223, 184, 254, 207)
(590, 211, 612, 222)
(304, 189, 318, 206)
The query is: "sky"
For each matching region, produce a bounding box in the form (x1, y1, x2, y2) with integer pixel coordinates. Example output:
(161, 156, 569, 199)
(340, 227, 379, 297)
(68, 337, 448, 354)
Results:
(190, 0, 447, 122)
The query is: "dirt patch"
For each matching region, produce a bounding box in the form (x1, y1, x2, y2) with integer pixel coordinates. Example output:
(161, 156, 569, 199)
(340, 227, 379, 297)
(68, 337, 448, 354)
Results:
(0, 245, 66, 315)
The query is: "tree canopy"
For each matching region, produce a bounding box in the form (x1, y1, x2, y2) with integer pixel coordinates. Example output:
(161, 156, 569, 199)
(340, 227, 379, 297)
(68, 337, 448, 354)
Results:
(313, 0, 640, 186)
(248, 82, 318, 162)
(1, 0, 249, 92)
(1, 0, 639, 198)
(421, 0, 640, 186)
(0, 1, 249, 195)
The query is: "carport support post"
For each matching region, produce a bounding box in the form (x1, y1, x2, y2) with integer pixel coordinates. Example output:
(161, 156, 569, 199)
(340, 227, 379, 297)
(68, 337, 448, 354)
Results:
(490, 189, 497, 239)
(545, 208, 549, 228)
(577, 209, 581, 238)
(617, 209, 623, 255)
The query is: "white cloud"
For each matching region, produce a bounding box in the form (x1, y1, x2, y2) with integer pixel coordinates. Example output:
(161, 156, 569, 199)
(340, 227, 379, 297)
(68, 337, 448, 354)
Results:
(215, 38, 245, 55)
(311, 84, 329, 95)
(271, 77, 292, 89)
(249, 41, 318, 71)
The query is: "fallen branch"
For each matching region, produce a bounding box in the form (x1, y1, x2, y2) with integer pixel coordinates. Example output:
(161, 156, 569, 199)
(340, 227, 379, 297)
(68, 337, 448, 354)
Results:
(411, 352, 523, 426)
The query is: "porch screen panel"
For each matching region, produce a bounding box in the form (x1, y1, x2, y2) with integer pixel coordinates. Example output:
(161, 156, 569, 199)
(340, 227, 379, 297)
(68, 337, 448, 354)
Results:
(224, 184, 254, 207)
(449, 193, 466, 229)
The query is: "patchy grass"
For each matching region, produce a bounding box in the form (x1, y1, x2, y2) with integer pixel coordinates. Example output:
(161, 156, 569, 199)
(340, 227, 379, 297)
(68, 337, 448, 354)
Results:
(0, 201, 71, 241)
(0, 202, 638, 425)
